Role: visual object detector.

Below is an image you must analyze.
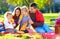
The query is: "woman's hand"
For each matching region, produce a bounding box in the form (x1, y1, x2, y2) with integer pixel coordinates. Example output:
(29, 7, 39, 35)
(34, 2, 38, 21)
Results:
(18, 20, 21, 24)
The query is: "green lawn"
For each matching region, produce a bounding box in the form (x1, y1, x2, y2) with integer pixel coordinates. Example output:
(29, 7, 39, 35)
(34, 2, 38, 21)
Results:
(43, 13, 58, 25)
(0, 14, 4, 22)
(43, 13, 58, 30)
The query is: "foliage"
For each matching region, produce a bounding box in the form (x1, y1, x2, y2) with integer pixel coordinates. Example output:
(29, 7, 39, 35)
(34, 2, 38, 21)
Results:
(34, 0, 50, 9)
(6, 0, 22, 6)
(0, 0, 9, 14)
(6, 0, 34, 7)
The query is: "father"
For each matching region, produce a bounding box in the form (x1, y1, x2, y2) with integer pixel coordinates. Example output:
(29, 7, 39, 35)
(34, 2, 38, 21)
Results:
(29, 3, 52, 33)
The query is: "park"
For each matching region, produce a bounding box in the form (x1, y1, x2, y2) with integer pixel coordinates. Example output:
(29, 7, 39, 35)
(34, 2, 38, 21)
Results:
(0, 0, 60, 39)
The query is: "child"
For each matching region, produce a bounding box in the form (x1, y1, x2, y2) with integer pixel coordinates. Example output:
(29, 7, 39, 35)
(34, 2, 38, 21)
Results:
(19, 6, 36, 33)
(4, 12, 16, 33)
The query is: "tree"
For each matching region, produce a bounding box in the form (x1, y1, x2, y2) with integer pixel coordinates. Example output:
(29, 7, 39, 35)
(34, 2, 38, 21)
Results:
(34, 0, 50, 9)
(0, 0, 9, 14)
(6, 0, 22, 6)
(6, 0, 34, 7)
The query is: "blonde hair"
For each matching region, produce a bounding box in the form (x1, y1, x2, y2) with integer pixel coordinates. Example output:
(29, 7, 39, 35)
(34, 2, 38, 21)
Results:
(21, 6, 28, 10)
(21, 6, 29, 17)
(4, 11, 12, 19)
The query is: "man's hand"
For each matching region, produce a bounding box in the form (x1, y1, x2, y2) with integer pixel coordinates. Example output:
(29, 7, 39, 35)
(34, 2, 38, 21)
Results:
(18, 20, 21, 24)
(29, 20, 34, 24)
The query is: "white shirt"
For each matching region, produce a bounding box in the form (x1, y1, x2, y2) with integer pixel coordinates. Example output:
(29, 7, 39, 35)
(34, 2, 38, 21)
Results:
(4, 19, 14, 29)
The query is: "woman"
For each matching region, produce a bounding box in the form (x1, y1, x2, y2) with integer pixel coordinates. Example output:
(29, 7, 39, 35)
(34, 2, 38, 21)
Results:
(13, 7, 21, 29)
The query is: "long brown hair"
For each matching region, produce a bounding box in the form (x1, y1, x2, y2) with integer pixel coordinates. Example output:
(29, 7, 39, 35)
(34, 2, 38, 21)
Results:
(13, 7, 21, 19)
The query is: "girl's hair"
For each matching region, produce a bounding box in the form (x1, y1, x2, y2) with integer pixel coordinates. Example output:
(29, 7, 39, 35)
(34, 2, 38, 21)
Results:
(4, 11, 12, 19)
(21, 6, 29, 16)
(21, 6, 28, 11)
(13, 6, 21, 19)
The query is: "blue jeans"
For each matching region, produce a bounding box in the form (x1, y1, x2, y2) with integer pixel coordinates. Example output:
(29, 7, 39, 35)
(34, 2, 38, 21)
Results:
(35, 23, 52, 33)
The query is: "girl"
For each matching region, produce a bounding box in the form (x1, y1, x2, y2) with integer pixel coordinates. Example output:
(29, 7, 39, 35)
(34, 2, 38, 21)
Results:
(4, 12, 16, 33)
(20, 6, 36, 33)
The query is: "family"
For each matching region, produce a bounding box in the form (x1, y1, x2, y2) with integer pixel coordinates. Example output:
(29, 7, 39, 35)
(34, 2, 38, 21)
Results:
(0, 3, 52, 34)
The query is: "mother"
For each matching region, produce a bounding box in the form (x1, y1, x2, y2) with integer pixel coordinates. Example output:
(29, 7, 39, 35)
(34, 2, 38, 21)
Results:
(13, 7, 21, 29)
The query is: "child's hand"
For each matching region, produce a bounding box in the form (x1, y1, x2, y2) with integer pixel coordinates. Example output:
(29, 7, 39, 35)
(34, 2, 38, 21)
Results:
(23, 22, 28, 27)
(20, 22, 28, 30)
(13, 23, 16, 27)
(9, 19, 14, 24)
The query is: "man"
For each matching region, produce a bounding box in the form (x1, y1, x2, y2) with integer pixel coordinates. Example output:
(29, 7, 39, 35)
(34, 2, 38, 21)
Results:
(29, 3, 52, 33)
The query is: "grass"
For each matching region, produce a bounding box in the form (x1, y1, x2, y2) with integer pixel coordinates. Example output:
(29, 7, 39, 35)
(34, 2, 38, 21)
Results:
(0, 14, 4, 22)
(43, 13, 58, 25)
(43, 13, 58, 30)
